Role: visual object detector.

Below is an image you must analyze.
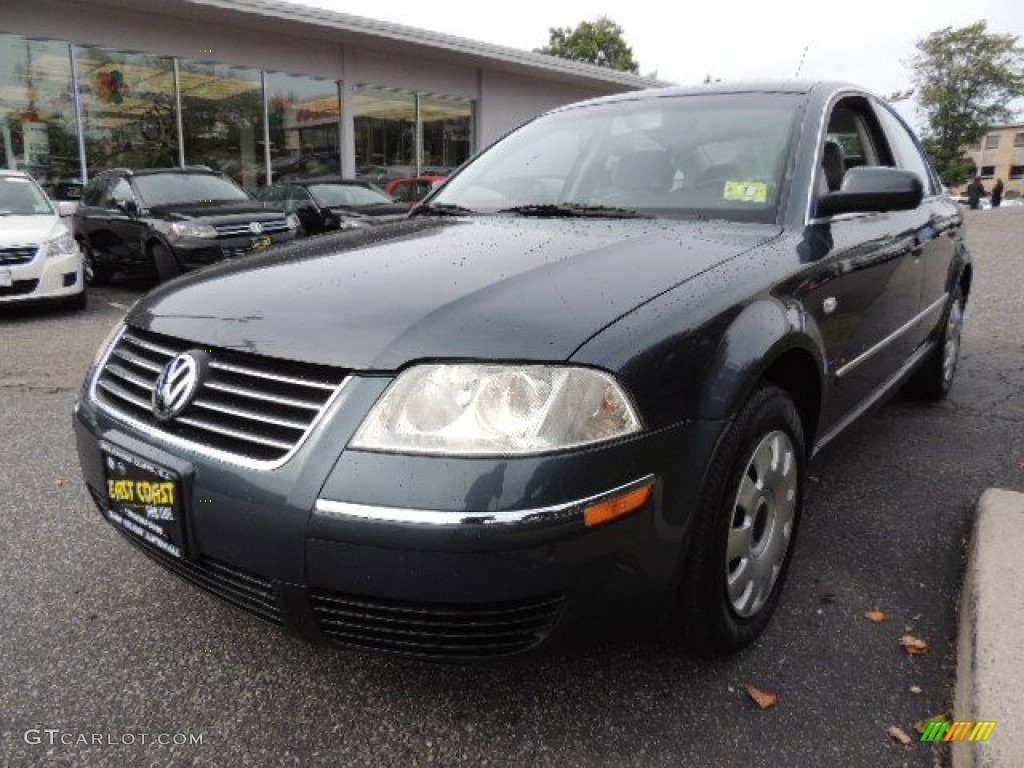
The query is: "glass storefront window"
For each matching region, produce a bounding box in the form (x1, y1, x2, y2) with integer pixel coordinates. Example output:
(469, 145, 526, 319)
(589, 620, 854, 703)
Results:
(264, 73, 340, 185)
(419, 96, 473, 176)
(354, 87, 416, 183)
(178, 60, 264, 189)
(75, 47, 178, 176)
(0, 35, 81, 199)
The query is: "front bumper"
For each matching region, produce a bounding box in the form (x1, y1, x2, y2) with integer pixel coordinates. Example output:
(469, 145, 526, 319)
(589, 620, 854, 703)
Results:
(0, 248, 83, 304)
(173, 230, 297, 269)
(73, 373, 725, 660)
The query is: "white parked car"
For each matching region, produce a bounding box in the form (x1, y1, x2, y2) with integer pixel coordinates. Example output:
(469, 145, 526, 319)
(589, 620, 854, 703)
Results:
(0, 170, 85, 309)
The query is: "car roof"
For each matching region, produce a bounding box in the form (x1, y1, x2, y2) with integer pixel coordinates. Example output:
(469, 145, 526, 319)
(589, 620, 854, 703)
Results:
(94, 166, 219, 178)
(547, 80, 864, 113)
(0, 169, 32, 179)
(279, 177, 374, 187)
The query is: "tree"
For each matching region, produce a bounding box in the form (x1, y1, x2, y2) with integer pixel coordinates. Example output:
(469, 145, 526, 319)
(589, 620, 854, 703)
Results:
(537, 17, 639, 74)
(911, 21, 1024, 185)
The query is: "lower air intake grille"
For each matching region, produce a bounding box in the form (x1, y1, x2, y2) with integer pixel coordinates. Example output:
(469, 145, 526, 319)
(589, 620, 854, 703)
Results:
(88, 486, 282, 625)
(310, 588, 564, 659)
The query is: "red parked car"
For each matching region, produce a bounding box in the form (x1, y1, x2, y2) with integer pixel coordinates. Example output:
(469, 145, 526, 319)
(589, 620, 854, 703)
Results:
(385, 175, 446, 204)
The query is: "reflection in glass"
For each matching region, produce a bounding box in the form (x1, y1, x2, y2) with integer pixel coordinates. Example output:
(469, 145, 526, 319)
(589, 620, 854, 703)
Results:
(354, 87, 416, 183)
(75, 47, 178, 175)
(0, 35, 81, 198)
(264, 73, 340, 184)
(179, 60, 264, 189)
(420, 97, 472, 176)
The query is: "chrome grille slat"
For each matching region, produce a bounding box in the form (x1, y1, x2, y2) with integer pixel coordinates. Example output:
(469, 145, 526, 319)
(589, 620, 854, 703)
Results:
(111, 347, 163, 373)
(191, 398, 309, 431)
(104, 362, 155, 392)
(176, 416, 297, 451)
(210, 359, 337, 391)
(204, 380, 321, 411)
(214, 220, 290, 237)
(98, 378, 152, 410)
(92, 327, 347, 464)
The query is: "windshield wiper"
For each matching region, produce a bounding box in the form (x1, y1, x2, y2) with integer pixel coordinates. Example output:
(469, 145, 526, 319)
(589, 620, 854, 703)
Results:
(410, 202, 476, 217)
(497, 203, 651, 219)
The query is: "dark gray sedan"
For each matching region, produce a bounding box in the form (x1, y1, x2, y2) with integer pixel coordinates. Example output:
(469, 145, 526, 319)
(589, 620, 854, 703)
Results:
(73, 82, 970, 661)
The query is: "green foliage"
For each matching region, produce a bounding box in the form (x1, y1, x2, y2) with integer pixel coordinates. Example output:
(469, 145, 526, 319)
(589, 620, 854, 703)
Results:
(537, 17, 639, 74)
(911, 21, 1024, 185)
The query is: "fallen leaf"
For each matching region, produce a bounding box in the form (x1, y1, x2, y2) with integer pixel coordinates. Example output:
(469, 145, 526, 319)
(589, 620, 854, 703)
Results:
(909, 685, 922, 694)
(746, 685, 779, 710)
(1017, 459, 1024, 470)
(899, 635, 930, 655)
(916, 713, 952, 734)
(55, 477, 64, 487)
(887, 726, 912, 746)
(864, 610, 889, 623)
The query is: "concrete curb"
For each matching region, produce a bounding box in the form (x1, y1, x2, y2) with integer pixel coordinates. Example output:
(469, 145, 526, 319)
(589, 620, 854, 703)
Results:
(954, 488, 1024, 767)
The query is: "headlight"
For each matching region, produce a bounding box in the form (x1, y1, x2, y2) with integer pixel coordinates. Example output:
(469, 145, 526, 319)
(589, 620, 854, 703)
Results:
(285, 213, 301, 230)
(350, 364, 642, 455)
(169, 221, 217, 240)
(42, 231, 77, 258)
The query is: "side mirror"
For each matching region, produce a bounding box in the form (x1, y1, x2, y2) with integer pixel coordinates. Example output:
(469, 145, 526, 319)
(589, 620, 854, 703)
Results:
(117, 200, 139, 216)
(56, 201, 78, 217)
(816, 167, 923, 217)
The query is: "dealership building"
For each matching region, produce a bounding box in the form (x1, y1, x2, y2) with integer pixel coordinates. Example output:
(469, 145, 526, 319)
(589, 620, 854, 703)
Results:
(0, 0, 657, 197)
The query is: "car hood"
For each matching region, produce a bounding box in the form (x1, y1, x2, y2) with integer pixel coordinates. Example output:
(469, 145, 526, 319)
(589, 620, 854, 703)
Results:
(0, 215, 65, 245)
(131, 217, 781, 371)
(146, 201, 284, 220)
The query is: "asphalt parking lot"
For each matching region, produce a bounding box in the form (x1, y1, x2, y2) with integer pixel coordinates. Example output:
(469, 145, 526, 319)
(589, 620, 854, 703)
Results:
(2, 209, 1022, 768)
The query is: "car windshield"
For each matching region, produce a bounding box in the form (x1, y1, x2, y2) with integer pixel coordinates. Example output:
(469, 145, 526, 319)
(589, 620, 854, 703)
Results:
(0, 175, 55, 216)
(307, 184, 395, 207)
(432, 93, 801, 223)
(133, 173, 251, 206)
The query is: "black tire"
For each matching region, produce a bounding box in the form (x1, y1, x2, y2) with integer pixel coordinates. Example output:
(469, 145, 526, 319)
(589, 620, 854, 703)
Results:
(675, 384, 805, 658)
(906, 284, 964, 401)
(80, 240, 113, 287)
(151, 241, 181, 283)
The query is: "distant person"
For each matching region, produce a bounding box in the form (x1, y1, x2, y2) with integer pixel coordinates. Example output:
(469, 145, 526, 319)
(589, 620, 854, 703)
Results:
(991, 178, 1004, 208)
(966, 176, 986, 210)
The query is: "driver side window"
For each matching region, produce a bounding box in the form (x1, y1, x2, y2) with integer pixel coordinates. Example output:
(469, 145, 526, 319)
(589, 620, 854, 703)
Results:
(819, 98, 893, 196)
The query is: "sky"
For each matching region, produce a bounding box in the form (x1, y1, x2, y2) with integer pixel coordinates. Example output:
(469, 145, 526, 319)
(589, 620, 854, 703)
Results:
(278, 0, 1024, 126)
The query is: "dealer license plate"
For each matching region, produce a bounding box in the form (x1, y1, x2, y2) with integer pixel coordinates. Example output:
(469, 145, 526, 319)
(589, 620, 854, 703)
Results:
(250, 236, 273, 250)
(102, 444, 186, 559)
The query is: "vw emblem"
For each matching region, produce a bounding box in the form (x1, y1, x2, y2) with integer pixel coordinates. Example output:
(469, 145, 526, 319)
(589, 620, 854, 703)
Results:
(152, 352, 202, 421)
(249, 221, 263, 235)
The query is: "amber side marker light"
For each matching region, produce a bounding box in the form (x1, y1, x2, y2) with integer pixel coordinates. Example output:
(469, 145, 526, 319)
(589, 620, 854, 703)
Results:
(583, 483, 653, 527)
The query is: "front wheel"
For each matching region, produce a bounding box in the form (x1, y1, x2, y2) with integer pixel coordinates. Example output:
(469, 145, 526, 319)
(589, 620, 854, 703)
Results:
(151, 242, 182, 283)
(80, 241, 113, 287)
(675, 385, 805, 657)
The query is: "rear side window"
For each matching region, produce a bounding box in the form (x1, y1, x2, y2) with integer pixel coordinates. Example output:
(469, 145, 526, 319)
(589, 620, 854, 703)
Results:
(81, 177, 109, 207)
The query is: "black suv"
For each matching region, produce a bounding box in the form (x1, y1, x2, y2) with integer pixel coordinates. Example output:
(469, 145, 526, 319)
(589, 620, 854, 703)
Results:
(74, 167, 300, 284)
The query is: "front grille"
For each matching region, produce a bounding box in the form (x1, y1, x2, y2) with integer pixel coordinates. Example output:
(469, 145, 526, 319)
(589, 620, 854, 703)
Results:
(214, 219, 291, 238)
(93, 327, 346, 464)
(0, 279, 39, 296)
(310, 588, 564, 659)
(87, 486, 282, 625)
(0, 245, 38, 266)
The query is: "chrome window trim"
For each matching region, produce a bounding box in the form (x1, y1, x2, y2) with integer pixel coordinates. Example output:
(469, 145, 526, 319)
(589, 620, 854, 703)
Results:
(835, 293, 948, 378)
(88, 326, 351, 471)
(315, 474, 656, 528)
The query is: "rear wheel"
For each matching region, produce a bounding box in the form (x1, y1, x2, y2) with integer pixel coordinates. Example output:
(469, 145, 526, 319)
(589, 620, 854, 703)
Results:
(675, 385, 805, 657)
(906, 284, 964, 401)
(151, 241, 181, 283)
(80, 241, 112, 287)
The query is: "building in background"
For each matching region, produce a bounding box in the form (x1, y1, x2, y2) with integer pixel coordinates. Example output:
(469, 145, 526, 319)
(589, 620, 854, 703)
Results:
(1, 0, 658, 198)
(964, 125, 1024, 199)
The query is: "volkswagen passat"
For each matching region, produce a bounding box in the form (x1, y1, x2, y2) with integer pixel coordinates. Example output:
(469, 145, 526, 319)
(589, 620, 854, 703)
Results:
(74, 82, 970, 660)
